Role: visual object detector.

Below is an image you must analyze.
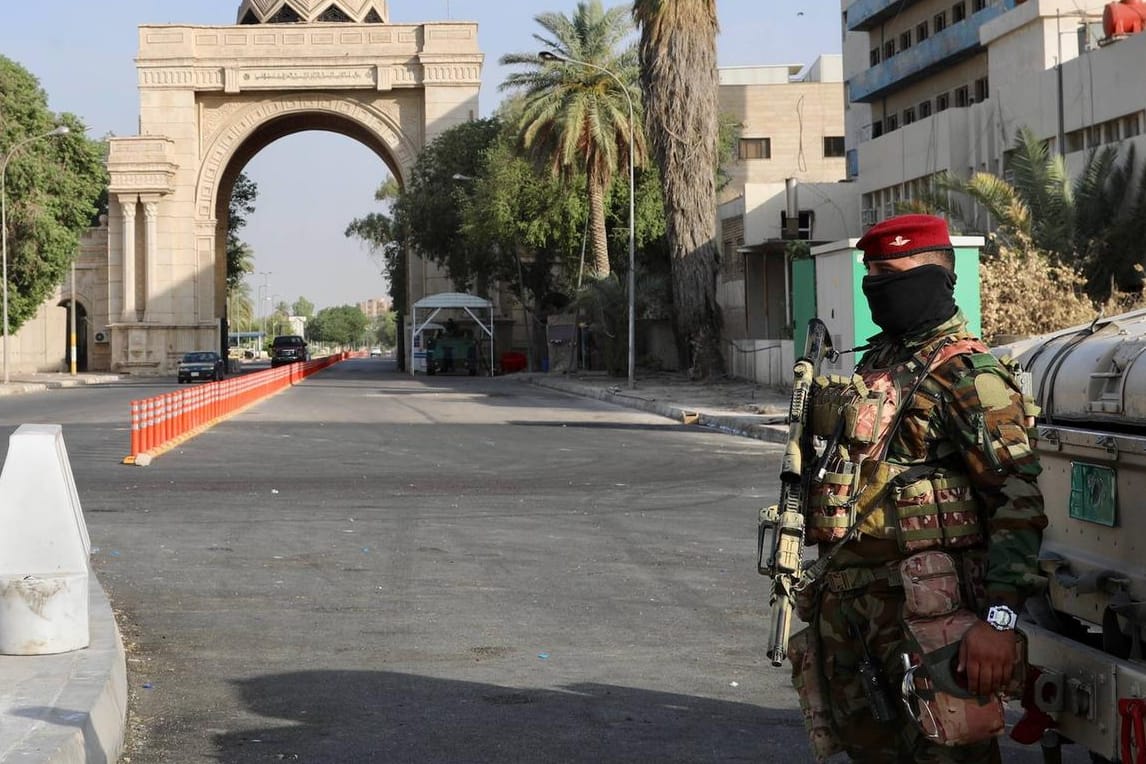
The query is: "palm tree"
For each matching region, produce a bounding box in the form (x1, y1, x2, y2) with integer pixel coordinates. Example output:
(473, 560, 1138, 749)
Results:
(632, 0, 723, 379)
(500, 1, 644, 278)
(906, 126, 1146, 300)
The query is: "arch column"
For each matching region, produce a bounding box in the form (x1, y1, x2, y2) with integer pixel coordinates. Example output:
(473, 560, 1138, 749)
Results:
(118, 194, 139, 323)
(141, 196, 160, 321)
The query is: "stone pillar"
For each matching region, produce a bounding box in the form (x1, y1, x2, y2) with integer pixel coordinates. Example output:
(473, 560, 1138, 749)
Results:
(118, 195, 138, 322)
(141, 197, 160, 321)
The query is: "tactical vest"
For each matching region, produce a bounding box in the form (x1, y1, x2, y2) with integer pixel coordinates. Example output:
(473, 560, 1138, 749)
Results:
(805, 334, 990, 551)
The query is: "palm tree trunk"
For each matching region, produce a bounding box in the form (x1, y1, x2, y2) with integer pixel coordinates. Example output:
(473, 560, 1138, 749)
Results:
(634, 0, 723, 379)
(587, 173, 611, 277)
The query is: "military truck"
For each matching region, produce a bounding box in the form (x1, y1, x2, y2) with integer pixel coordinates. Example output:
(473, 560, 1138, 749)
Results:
(995, 309, 1146, 762)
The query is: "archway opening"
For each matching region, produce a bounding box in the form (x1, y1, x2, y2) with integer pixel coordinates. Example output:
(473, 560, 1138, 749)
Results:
(215, 128, 400, 365)
(57, 298, 89, 373)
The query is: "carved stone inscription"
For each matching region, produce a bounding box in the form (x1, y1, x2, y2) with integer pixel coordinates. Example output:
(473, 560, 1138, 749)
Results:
(239, 67, 376, 89)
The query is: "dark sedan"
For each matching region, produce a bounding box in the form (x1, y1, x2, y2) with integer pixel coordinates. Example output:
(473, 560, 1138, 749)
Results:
(177, 351, 225, 383)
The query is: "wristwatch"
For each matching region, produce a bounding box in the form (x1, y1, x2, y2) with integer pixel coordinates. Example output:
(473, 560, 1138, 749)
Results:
(985, 604, 1019, 632)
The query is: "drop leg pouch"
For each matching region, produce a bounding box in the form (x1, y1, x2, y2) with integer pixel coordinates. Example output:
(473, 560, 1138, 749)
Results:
(899, 551, 1023, 747)
(789, 626, 844, 761)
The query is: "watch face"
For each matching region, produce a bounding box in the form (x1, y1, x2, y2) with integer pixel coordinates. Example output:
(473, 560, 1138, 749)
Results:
(987, 606, 1017, 631)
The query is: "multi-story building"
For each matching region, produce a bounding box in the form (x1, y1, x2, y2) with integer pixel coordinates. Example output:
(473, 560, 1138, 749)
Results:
(715, 57, 859, 382)
(358, 297, 392, 318)
(841, 0, 1122, 229)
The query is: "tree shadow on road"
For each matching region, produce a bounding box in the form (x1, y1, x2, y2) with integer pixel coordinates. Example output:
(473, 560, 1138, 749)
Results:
(214, 670, 806, 763)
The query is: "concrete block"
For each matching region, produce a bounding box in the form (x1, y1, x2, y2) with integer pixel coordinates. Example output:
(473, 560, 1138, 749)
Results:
(0, 425, 90, 655)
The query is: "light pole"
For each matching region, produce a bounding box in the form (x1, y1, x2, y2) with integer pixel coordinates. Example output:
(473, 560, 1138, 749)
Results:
(2, 125, 70, 384)
(538, 50, 636, 389)
(258, 271, 271, 357)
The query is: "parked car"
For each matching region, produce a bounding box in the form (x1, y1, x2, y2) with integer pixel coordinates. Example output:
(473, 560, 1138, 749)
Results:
(178, 351, 225, 383)
(370, 346, 383, 357)
(270, 335, 309, 367)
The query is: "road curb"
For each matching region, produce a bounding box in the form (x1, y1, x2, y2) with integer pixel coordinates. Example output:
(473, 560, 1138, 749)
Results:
(0, 375, 123, 397)
(0, 576, 127, 764)
(523, 375, 788, 445)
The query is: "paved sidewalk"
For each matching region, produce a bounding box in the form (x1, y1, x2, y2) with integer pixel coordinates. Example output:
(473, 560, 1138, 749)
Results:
(521, 370, 792, 444)
(0, 372, 123, 397)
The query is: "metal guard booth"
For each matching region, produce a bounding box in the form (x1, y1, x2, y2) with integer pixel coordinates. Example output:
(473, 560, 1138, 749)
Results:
(410, 292, 495, 377)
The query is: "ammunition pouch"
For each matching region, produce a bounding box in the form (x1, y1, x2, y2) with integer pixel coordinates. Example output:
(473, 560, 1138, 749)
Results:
(810, 374, 888, 445)
(789, 627, 844, 761)
(899, 551, 1026, 747)
(891, 470, 985, 553)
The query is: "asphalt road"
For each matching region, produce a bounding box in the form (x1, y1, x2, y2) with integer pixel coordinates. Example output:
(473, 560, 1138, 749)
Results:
(0, 359, 1091, 763)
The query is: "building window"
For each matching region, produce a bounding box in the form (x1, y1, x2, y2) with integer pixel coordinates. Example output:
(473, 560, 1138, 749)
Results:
(738, 138, 771, 160)
(954, 85, 970, 107)
(953, 1, 967, 22)
(1065, 129, 1085, 153)
(872, 120, 884, 139)
(936, 92, 950, 111)
(900, 31, 913, 51)
(903, 107, 916, 125)
(870, 47, 881, 66)
(974, 76, 989, 103)
(916, 21, 930, 42)
(934, 11, 947, 31)
(919, 100, 933, 118)
(823, 136, 846, 158)
(886, 114, 899, 133)
(1087, 125, 1102, 148)
(884, 40, 896, 59)
(972, 0, 987, 11)
(1125, 112, 1143, 138)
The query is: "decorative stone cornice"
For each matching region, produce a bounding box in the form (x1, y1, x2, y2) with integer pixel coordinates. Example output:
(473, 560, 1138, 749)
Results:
(107, 138, 178, 196)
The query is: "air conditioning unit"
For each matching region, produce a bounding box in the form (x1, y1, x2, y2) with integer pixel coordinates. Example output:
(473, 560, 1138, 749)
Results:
(93, 329, 109, 344)
(861, 207, 878, 226)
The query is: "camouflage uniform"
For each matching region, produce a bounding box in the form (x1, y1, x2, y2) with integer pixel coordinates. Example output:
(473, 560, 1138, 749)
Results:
(803, 311, 1047, 762)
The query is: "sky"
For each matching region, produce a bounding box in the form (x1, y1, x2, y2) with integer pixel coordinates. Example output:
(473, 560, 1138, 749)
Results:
(0, 1, 842, 311)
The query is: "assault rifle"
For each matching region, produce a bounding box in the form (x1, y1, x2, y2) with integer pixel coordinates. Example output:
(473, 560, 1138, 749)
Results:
(758, 318, 836, 667)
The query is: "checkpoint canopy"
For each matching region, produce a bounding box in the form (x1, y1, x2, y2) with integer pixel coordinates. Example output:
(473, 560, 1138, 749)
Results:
(410, 292, 495, 376)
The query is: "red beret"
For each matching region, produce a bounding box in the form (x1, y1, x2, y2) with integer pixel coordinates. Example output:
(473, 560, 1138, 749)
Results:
(857, 214, 954, 261)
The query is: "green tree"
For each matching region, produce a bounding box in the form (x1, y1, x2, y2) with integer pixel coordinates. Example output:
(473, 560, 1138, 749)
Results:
(632, 0, 724, 379)
(308, 305, 368, 347)
(501, 0, 645, 278)
(346, 177, 408, 368)
(292, 296, 315, 319)
(373, 311, 396, 347)
(226, 173, 258, 291)
(1, 55, 107, 332)
(393, 120, 502, 289)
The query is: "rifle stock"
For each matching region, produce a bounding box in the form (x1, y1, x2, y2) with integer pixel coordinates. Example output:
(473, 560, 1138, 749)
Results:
(759, 318, 835, 667)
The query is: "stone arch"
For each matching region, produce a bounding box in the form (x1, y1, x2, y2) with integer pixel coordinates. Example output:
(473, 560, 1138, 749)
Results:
(102, 12, 481, 374)
(196, 93, 417, 223)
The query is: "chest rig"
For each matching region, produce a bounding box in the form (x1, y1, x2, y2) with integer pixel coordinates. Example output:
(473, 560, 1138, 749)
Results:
(804, 334, 990, 551)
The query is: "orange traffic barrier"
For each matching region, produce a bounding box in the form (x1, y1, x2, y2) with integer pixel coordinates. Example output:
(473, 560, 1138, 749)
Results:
(123, 353, 347, 465)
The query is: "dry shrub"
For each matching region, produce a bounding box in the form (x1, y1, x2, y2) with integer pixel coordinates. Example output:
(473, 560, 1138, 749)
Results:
(979, 244, 1096, 343)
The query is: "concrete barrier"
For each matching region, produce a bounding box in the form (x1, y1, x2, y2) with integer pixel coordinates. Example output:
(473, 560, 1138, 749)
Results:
(0, 425, 90, 655)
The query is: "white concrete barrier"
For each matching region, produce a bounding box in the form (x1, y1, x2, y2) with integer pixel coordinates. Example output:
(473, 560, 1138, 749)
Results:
(0, 424, 90, 655)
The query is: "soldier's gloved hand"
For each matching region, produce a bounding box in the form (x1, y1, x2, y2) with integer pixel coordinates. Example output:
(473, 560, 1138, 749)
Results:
(957, 621, 1016, 696)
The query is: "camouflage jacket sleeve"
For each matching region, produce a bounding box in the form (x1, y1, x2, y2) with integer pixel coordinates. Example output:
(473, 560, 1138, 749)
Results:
(933, 352, 1048, 606)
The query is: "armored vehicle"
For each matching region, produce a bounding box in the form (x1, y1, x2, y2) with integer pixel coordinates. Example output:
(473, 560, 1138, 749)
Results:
(996, 309, 1146, 762)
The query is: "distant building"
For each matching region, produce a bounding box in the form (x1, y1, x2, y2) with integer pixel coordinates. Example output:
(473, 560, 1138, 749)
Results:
(840, 0, 1125, 230)
(715, 56, 858, 383)
(358, 297, 392, 318)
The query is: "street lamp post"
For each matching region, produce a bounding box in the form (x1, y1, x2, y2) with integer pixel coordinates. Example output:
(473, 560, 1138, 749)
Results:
(258, 271, 271, 357)
(538, 51, 636, 389)
(2, 125, 70, 384)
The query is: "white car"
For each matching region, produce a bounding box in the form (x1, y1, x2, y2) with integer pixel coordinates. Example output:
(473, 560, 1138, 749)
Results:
(370, 347, 383, 357)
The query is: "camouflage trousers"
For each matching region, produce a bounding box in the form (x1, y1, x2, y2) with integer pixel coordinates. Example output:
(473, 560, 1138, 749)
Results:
(804, 578, 1001, 763)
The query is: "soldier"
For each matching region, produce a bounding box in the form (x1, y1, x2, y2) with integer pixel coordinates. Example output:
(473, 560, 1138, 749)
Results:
(792, 214, 1047, 762)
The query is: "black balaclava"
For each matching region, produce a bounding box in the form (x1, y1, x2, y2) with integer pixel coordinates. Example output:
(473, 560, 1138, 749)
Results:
(861, 264, 957, 338)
